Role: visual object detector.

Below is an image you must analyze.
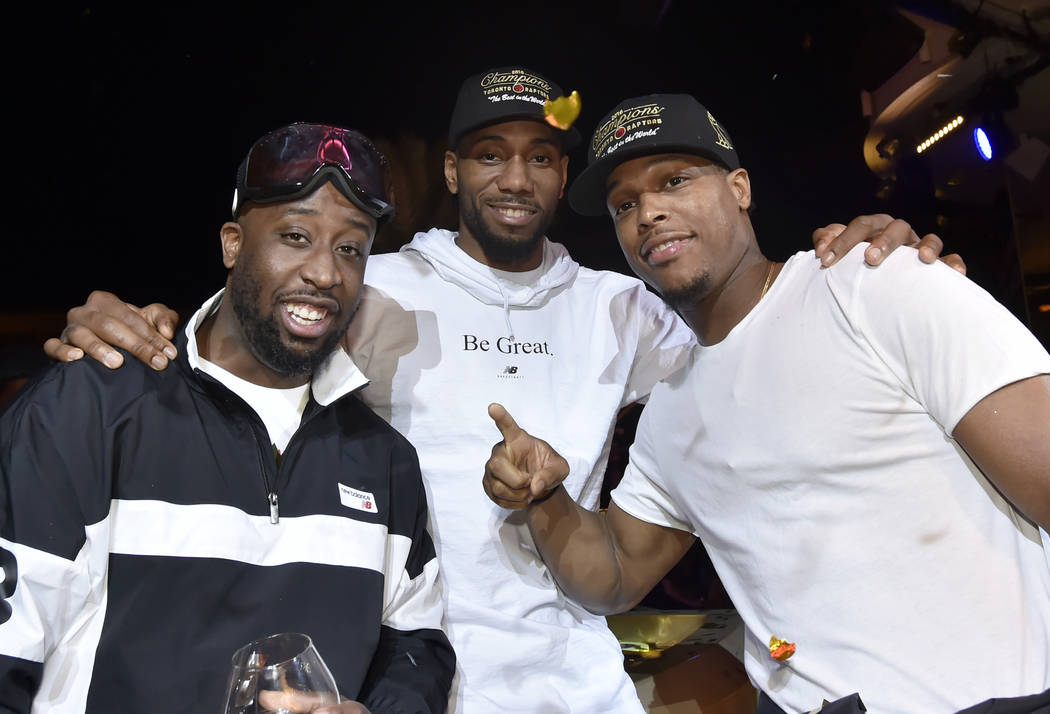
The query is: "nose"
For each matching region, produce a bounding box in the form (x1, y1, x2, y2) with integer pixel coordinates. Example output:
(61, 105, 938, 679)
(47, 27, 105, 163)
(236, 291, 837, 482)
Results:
(637, 192, 668, 230)
(300, 245, 342, 290)
(496, 156, 531, 194)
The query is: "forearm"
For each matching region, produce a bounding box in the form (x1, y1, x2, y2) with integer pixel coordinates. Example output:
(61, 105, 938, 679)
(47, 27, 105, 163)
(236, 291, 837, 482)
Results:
(525, 487, 639, 615)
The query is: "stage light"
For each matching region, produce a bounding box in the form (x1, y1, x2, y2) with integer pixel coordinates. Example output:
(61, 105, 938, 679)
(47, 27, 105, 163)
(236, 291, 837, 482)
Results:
(916, 115, 965, 154)
(973, 127, 993, 161)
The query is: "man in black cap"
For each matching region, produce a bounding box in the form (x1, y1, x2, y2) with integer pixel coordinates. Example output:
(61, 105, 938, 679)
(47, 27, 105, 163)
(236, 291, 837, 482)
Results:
(483, 94, 1050, 713)
(1, 123, 454, 713)
(43, 73, 948, 713)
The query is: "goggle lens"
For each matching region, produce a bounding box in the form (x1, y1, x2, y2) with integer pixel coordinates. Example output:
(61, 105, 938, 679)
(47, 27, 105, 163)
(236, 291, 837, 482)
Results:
(235, 123, 393, 221)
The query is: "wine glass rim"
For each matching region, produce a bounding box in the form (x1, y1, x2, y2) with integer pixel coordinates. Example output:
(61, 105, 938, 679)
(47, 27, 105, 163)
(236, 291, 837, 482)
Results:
(230, 632, 315, 671)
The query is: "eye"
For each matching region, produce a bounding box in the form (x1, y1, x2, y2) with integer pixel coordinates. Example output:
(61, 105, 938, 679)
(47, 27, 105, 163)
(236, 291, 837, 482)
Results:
(614, 200, 636, 217)
(478, 152, 500, 162)
(281, 231, 309, 244)
(530, 154, 551, 165)
(336, 244, 363, 260)
(666, 175, 688, 188)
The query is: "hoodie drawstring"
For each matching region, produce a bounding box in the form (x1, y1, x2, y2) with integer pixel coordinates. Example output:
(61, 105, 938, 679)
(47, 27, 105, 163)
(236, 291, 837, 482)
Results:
(500, 287, 515, 342)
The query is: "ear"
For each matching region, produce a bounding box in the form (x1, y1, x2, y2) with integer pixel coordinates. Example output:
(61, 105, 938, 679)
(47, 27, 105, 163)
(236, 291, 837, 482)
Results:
(557, 155, 569, 199)
(220, 221, 244, 269)
(443, 151, 459, 195)
(726, 168, 752, 211)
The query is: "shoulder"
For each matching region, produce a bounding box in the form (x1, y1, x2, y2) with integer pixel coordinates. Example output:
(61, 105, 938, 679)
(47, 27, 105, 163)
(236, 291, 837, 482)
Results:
(364, 249, 434, 290)
(574, 266, 672, 310)
(337, 394, 418, 454)
(2, 352, 166, 433)
(822, 243, 989, 313)
(824, 243, 947, 290)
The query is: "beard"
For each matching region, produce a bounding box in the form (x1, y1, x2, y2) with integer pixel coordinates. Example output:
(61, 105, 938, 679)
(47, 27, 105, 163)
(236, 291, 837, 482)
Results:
(459, 194, 553, 265)
(228, 265, 352, 379)
(659, 271, 711, 313)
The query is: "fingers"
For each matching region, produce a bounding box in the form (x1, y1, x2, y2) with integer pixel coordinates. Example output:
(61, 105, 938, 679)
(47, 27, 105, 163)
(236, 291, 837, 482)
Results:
(913, 233, 945, 264)
(58, 323, 124, 369)
(139, 303, 180, 341)
(314, 702, 370, 714)
(60, 291, 179, 370)
(43, 337, 84, 363)
(257, 689, 338, 712)
(862, 218, 921, 265)
(812, 223, 846, 263)
(483, 446, 532, 510)
(488, 402, 522, 442)
(939, 252, 968, 275)
(816, 214, 897, 267)
(529, 461, 569, 498)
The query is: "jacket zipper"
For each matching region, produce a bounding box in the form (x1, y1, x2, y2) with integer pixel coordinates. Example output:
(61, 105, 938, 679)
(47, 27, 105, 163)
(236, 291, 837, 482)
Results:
(250, 423, 279, 525)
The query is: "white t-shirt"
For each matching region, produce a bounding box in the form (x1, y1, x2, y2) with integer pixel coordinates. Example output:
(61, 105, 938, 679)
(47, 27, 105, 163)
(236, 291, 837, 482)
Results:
(197, 357, 309, 453)
(347, 229, 696, 713)
(613, 245, 1050, 713)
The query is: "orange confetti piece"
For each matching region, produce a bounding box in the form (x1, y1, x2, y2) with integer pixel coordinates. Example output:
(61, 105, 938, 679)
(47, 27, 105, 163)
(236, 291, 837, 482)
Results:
(769, 635, 796, 661)
(544, 91, 582, 130)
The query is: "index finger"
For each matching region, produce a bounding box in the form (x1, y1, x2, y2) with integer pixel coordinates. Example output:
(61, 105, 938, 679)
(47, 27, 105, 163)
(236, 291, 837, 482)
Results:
(819, 214, 894, 267)
(488, 402, 522, 441)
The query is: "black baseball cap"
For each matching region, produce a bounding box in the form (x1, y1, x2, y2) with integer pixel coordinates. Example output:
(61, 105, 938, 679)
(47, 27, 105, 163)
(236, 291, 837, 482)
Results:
(568, 94, 740, 216)
(447, 66, 581, 151)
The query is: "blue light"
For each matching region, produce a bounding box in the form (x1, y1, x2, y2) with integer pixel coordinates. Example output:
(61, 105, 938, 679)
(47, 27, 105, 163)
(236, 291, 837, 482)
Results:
(974, 127, 993, 161)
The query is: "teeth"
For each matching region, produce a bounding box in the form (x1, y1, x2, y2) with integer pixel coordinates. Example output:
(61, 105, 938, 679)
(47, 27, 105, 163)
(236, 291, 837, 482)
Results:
(649, 239, 682, 255)
(285, 304, 327, 324)
(497, 207, 532, 218)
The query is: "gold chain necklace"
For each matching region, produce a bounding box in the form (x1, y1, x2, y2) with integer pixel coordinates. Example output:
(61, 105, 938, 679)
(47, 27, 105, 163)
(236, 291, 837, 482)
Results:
(760, 261, 777, 300)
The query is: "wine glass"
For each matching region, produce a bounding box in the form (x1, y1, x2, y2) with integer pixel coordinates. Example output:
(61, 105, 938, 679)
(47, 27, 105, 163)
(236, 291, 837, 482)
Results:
(223, 632, 341, 713)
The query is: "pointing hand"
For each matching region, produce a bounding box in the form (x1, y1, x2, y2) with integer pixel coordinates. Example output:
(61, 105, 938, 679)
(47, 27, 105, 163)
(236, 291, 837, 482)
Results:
(483, 403, 569, 510)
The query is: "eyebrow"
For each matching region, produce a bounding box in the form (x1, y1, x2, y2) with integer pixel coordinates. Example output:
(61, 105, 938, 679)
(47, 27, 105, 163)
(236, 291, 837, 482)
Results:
(281, 206, 321, 217)
(605, 156, 695, 194)
(470, 135, 560, 150)
(280, 206, 374, 235)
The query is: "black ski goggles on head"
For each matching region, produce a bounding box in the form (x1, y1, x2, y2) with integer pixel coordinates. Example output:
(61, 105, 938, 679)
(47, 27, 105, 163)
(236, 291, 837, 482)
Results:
(232, 123, 395, 223)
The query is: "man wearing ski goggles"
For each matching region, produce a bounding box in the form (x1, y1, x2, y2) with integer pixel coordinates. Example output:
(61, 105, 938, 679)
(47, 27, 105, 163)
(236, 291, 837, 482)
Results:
(233, 122, 395, 225)
(2, 122, 454, 713)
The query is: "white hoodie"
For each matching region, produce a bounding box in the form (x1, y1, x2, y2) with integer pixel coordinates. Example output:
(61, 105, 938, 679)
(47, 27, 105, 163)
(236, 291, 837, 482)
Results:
(346, 228, 695, 713)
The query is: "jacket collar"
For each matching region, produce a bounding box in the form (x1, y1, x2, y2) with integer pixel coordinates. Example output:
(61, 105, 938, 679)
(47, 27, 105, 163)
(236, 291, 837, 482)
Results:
(181, 289, 369, 406)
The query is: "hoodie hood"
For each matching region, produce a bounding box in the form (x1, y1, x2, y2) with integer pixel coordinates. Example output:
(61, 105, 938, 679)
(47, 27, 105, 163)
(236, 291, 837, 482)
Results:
(402, 228, 579, 308)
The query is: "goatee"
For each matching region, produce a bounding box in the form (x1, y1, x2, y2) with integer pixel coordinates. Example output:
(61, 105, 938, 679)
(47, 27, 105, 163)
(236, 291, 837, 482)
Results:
(660, 272, 711, 313)
(460, 197, 551, 265)
(228, 267, 350, 379)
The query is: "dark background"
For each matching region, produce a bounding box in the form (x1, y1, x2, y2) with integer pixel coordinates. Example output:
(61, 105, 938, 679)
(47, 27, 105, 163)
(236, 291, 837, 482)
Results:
(5, 0, 944, 312)
(1, 0, 1045, 614)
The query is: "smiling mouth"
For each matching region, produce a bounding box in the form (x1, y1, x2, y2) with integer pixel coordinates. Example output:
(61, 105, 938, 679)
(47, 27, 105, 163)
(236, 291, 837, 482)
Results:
(487, 201, 539, 224)
(284, 302, 329, 326)
(495, 207, 534, 218)
(644, 235, 691, 264)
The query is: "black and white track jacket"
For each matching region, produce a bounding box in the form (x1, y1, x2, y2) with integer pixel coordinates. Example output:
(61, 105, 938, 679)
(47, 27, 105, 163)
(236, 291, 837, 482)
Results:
(0, 302, 454, 713)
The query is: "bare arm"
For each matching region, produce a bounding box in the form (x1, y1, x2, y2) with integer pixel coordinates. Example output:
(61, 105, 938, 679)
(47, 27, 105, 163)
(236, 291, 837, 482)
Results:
(812, 213, 966, 274)
(951, 374, 1050, 530)
(483, 404, 695, 614)
(526, 490, 695, 614)
(42, 291, 180, 370)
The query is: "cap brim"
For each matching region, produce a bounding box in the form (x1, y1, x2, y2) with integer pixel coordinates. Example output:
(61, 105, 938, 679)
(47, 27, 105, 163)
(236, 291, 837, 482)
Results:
(568, 144, 734, 217)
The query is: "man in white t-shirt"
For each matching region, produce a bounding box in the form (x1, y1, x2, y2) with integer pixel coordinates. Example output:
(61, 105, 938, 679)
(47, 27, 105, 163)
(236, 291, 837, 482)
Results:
(483, 94, 1050, 713)
(42, 72, 953, 712)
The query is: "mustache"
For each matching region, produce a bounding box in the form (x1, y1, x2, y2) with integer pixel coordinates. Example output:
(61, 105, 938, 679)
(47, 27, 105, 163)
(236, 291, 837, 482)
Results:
(486, 195, 540, 210)
(275, 289, 340, 313)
